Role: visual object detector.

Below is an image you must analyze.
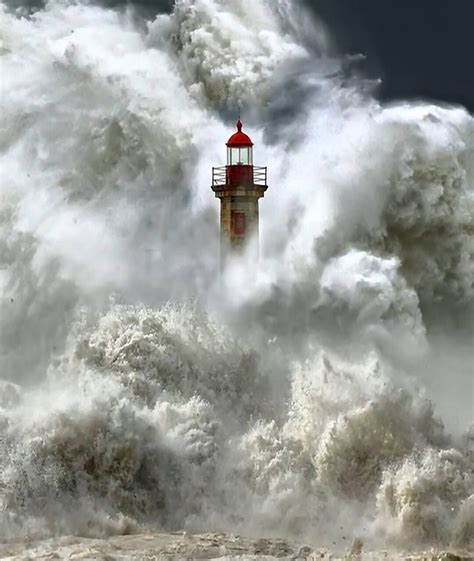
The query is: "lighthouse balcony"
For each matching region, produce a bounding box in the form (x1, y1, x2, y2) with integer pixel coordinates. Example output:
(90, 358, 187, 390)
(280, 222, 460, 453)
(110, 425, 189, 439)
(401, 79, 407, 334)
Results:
(212, 165, 267, 188)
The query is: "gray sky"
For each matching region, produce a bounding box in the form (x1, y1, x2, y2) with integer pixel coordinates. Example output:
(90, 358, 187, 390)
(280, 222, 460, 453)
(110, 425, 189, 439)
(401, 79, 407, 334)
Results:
(306, 0, 474, 112)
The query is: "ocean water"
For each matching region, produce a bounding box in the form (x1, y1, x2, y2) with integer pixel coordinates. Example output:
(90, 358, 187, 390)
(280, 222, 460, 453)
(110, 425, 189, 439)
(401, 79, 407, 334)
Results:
(0, 0, 473, 552)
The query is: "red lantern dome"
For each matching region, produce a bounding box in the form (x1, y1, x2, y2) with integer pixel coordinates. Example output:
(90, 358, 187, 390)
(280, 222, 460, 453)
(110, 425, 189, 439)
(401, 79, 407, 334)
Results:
(226, 119, 253, 147)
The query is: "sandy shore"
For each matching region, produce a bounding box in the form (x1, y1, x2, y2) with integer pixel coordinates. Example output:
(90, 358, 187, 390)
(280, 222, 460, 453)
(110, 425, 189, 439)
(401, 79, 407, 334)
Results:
(0, 532, 472, 560)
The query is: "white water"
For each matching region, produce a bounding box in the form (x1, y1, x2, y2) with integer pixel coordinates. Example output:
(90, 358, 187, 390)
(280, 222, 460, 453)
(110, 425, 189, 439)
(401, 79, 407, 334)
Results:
(0, 0, 473, 551)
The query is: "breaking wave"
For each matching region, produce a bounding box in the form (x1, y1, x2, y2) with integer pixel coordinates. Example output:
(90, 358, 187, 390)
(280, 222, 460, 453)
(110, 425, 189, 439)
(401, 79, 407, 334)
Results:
(0, 0, 473, 551)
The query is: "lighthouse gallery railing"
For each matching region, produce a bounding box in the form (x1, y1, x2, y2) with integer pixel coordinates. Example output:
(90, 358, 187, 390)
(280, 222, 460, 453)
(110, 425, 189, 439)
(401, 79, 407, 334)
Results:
(212, 165, 267, 188)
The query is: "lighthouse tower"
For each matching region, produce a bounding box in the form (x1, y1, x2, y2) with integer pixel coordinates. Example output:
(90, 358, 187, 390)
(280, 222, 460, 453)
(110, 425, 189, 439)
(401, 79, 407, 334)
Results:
(211, 119, 268, 266)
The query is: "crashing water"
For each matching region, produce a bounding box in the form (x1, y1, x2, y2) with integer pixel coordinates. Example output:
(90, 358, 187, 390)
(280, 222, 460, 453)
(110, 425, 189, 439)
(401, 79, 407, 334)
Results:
(0, 0, 473, 552)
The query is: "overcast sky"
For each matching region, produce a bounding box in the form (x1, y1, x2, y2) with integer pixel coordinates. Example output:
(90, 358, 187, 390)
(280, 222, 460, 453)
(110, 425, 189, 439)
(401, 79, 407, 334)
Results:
(307, 0, 474, 112)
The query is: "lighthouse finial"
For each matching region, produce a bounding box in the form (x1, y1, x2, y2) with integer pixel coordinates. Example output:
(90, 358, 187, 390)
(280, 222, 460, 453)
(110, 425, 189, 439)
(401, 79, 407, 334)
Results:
(236, 117, 242, 132)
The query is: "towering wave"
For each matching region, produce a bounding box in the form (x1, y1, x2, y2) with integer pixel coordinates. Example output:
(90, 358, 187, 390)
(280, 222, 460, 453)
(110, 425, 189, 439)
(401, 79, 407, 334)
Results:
(0, 0, 473, 550)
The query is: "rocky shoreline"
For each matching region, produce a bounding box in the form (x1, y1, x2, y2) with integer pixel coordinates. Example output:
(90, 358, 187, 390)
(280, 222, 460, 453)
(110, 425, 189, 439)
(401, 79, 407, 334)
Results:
(0, 532, 472, 560)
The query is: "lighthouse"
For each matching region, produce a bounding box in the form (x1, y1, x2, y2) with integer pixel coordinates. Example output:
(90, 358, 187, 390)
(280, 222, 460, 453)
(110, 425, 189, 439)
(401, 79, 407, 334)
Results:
(211, 119, 268, 267)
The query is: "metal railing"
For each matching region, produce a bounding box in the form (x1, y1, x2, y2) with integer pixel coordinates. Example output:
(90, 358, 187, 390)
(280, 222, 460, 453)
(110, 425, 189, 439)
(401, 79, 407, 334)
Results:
(212, 166, 227, 186)
(212, 165, 267, 187)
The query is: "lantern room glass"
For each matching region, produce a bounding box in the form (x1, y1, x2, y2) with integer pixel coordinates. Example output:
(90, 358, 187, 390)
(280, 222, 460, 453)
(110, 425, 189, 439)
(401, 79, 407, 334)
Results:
(227, 146, 253, 165)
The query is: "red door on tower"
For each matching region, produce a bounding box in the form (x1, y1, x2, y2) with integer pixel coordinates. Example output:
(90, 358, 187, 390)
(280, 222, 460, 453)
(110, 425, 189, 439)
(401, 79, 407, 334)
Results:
(231, 211, 246, 235)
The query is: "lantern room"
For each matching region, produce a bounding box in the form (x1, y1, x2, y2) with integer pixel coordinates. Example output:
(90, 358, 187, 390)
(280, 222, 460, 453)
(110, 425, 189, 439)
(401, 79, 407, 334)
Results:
(223, 119, 255, 186)
(226, 119, 253, 165)
(211, 118, 267, 191)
